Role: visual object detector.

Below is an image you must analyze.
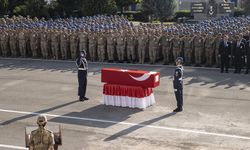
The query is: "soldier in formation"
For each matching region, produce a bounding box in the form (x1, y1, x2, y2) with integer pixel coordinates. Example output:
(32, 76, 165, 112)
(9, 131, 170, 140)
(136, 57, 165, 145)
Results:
(0, 15, 250, 73)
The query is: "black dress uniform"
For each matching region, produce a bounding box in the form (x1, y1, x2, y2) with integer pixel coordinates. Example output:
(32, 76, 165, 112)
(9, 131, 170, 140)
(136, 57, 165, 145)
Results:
(246, 40, 250, 74)
(219, 40, 232, 73)
(173, 57, 184, 112)
(76, 50, 89, 101)
(232, 40, 245, 73)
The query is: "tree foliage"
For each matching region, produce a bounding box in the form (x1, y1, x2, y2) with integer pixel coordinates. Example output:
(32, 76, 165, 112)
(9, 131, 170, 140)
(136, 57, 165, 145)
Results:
(115, 0, 138, 13)
(142, 0, 175, 22)
(0, 0, 8, 16)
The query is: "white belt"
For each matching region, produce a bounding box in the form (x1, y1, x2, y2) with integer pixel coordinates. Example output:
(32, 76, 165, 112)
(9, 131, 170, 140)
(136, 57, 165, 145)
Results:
(78, 68, 86, 70)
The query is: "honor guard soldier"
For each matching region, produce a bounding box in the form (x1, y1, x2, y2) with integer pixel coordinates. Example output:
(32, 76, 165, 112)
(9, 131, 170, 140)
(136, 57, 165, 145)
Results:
(173, 57, 184, 112)
(219, 34, 231, 73)
(29, 115, 55, 150)
(76, 49, 89, 101)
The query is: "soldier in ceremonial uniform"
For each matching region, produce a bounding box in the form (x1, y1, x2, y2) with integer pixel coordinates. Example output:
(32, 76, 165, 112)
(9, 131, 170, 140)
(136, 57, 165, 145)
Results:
(173, 57, 184, 113)
(219, 34, 231, 73)
(232, 35, 245, 74)
(76, 49, 89, 101)
(29, 115, 54, 150)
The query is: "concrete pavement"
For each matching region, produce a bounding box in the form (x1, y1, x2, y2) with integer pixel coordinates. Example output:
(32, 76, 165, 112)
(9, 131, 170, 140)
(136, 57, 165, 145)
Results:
(0, 58, 249, 150)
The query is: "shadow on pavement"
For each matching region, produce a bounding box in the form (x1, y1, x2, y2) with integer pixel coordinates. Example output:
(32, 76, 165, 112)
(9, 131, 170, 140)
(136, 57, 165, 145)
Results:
(49, 105, 142, 128)
(0, 100, 78, 126)
(104, 112, 177, 141)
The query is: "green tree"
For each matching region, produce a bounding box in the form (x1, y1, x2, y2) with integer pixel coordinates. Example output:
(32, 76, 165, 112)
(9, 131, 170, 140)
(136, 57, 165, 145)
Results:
(57, 0, 82, 17)
(0, 0, 8, 17)
(24, 0, 48, 17)
(115, 0, 139, 13)
(82, 0, 117, 16)
(142, 0, 175, 22)
(243, 2, 250, 15)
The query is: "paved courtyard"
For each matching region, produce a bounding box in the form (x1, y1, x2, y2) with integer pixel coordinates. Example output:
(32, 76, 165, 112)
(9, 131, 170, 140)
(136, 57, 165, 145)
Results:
(0, 58, 249, 150)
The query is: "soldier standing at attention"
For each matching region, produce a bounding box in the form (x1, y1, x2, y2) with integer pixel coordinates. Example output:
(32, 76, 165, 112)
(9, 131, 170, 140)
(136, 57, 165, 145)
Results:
(88, 31, 97, 61)
(219, 34, 231, 73)
(138, 29, 148, 64)
(173, 57, 184, 113)
(40, 29, 48, 59)
(116, 30, 126, 63)
(97, 30, 106, 62)
(29, 115, 54, 150)
(18, 28, 26, 57)
(126, 30, 136, 63)
(76, 49, 89, 101)
(60, 29, 69, 60)
(106, 30, 116, 62)
(194, 33, 204, 66)
(0, 29, 9, 57)
(161, 31, 171, 65)
(183, 34, 193, 65)
(9, 29, 18, 57)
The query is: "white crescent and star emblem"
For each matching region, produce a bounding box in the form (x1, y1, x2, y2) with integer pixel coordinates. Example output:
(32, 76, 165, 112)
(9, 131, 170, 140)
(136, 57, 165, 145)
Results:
(128, 71, 157, 82)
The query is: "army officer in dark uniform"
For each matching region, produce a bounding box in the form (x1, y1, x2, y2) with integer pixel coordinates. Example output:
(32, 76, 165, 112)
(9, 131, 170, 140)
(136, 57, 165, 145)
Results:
(173, 57, 184, 112)
(76, 49, 89, 101)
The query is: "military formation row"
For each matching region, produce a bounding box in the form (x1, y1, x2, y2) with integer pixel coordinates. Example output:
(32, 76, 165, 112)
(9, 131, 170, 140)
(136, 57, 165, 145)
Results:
(0, 16, 250, 71)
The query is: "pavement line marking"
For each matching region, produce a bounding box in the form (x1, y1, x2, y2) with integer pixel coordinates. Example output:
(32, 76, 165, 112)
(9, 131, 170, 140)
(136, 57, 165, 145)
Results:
(1, 108, 250, 141)
(0, 144, 28, 150)
(0, 57, 220, 70)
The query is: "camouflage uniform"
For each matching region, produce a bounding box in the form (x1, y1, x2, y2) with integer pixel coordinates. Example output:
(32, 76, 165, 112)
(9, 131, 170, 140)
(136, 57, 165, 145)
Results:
(161, 34, 171, 64)
(51, 31, 60, 59)
(69, 31, 78, 60)
(183, 36, 193, 65)
(204, 36, 215, 66)
(30, 31, 39, 58)
(88, 33, 97, 61)
(9, 31, 18, 57)
(172, 36, 181, 61)
(149, 35, 160, 64)
(0, 30, 9, 57)
(97, 33, 106, 62)
(60, 31, 69, 60)
(127, 35, 136, 63)
(116, 33, 126, 62)
(18, 30, 26, 57)
(40, 31, 49, 59)
(138, 34, 148, 64)
(194, 35, 204, 66)
(106, 33, 116, 62)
